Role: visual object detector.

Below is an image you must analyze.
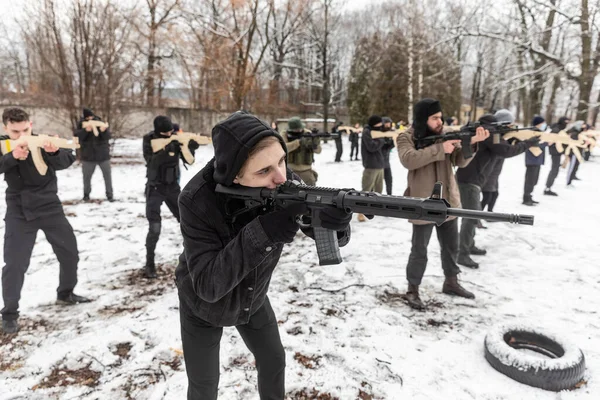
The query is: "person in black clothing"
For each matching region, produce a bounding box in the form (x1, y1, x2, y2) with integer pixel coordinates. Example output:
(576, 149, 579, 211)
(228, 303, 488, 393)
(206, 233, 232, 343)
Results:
(358, 115, 386, 222)
(75, 108, 113, 202)
(566, 121, 586, 186)
(333, 120, 344, 162)
(1, 108, 90, 334)
(456, 114, 539, 269)
(523, 116, 548, 205)
(544, 116, 570, 196)
(142, 115, 200, 279)
(349, 123, 360, 160)
(381, 117, 395, 195)
(175, 111, 352, 399)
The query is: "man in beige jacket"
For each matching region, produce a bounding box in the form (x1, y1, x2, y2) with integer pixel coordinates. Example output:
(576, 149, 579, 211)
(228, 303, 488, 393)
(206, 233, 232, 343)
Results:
(397, 98, 488, 310)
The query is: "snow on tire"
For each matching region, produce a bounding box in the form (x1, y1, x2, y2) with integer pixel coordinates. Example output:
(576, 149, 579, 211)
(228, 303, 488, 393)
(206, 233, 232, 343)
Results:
(484, 324, 586, 392)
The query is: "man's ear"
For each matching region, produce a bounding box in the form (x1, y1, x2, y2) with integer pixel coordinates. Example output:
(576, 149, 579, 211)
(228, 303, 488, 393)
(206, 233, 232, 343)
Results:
(233, 177, 239, 184)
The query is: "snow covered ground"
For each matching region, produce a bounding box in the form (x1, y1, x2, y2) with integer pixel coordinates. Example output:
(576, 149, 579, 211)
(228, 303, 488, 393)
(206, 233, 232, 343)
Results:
(0, 137, 598, 400)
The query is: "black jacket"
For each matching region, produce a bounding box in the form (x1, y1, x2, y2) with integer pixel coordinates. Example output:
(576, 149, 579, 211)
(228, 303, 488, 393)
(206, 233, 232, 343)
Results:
(0, 134, 75, 221)
(456, 135, 529, 188)
(143, 131, 196, 187)
(361, 125, 385, 169)
(75, 116, 111, 162)
(382, 138, 395, 168)
(548, 120, 569, 156)
(175, 161, 351, 327)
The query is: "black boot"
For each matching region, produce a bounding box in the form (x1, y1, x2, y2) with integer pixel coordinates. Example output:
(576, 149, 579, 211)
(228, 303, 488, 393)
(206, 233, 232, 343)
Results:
(2, 319, 19, 334)
(145, 254, 158, 279)
(457, 254, 479, 269)
(470, 246, 487, 256)
(56, 292, 92, 305)
(442, 276, 475, 299)
(544, 188, 558, 196)
(406, 284, 425, 310)
(522, 195, 535, 206)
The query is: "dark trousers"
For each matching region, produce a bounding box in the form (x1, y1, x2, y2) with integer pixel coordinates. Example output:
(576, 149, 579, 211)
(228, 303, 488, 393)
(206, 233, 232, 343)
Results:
(406, 218, 461, 286)
(350, 142, 359, 160)
(545, 154, 562, 189)
(383, 167, 393, 195)
(82, 160, 113, 199)
(481, 191, 499, 212)
(146, 184, 181, 263)
(567, 154, 580, 185)
(1, 214, 79, 321)
(524, 165, 541, 199)
(334, 138, 343, 162)
(180, 296, 285, 400)
(458, 183, 481, 257)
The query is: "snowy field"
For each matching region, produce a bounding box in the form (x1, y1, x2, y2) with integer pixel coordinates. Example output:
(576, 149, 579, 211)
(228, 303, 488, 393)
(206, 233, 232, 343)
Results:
(0, 137, 598, 400)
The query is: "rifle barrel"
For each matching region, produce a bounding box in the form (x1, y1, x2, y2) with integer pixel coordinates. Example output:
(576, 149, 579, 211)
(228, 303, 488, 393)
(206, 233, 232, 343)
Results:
(446, 208, 534, 225)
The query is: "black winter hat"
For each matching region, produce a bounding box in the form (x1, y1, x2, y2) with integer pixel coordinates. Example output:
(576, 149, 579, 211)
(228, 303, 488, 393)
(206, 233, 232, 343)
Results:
(412, 98, 442, 139)
(478, 114, 497, 126)
(173, 123, 180, 132)
(532, 116, 545, 127)
(368, 115, 383, 127)
(83, 108, 94, 118)
(154, 115, 173, 134)
(212, 111, 287, 186)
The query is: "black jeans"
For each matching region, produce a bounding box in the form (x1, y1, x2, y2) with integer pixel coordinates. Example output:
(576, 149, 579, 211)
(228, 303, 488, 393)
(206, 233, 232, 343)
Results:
(566, 154, 580, 185)
(350, 141, 359, 159)
(384, 167, 393, 195)
(545, 154, 561, 189)
(481, 191, 498, 212)
(146, 184, 181, 263)
(406, 219, 461, 286)
(458, 183, 481, 257)
(179, 296, 285, 400)
(524, 165, 541, 199)
(2, 214, 79, 320)
(334, 138, 343, 161)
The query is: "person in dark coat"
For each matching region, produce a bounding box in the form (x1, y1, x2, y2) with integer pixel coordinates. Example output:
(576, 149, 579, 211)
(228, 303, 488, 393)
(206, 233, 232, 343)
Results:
(75, 108, 114, 201)
(543, 116, 570, 196)
(357, 115, 386, 222)
(566, 121, 586, 186)
(381, 117, 395, 195)
(142, 115, 200, 279)
(333, 120, 344, 162)
(349, 123, 360, 161)
(1, 107, 90, 334)
(456, 113, 539, 268)
(523, 116, 548, 205)
(175, 111, 352, 399)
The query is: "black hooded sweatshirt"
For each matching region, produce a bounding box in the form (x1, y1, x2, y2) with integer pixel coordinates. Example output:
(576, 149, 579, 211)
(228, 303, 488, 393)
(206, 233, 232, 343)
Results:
(75, 114, 111, 162)
(175, 111, 350, 327)
(548, 117, 570, 156)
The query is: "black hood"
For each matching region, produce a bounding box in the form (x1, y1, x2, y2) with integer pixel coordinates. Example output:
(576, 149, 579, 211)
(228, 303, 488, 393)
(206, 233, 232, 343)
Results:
(412, 98, 442, 139)
(557, 117, 570, 131)
(212, 111, 287, 186)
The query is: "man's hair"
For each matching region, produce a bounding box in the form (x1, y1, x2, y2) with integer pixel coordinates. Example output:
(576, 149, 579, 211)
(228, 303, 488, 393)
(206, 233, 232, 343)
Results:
(2, 107, 30, 126)
(237, 136, 283, 178)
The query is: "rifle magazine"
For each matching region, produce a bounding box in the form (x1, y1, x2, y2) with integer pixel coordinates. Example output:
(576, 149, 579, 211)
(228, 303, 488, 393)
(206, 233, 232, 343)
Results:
(314, 227, 342, 266)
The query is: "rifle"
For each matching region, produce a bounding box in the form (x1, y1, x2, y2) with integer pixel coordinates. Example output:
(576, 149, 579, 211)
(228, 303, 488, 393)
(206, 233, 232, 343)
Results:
(82, 120, 109, 137)
(415, 122, 536, 159)
(371, 128, 407, 140)
(0, 134, 80, 175)
(215, 181, 534, 266)
(287, 129, 340, 140)
(151, 132, 212, 164)
(502, 130, 587, 162)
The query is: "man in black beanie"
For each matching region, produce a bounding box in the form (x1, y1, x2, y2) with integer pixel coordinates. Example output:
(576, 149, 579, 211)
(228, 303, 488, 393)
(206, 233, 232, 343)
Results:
(396, 98, 488, 310)
(357, 115, 386, 222)
(544, 116, 570, 196)
(142, 115, 200, 278)
(75, 107, 113, 202)
(175, 111, 352, 399)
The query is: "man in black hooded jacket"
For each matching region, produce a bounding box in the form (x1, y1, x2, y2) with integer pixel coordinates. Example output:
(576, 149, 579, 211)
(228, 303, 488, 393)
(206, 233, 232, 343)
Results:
(1, 107, 90, 334)
(544, 116, 570, 196)
(142, 115, 200, 279)
(175, 111, 352, 399)
(74, 108, 113, 201)
(455, 114, 539, 269)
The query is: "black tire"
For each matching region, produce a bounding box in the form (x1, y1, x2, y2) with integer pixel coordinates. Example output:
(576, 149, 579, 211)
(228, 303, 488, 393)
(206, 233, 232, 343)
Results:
(484, 327, 586, 392)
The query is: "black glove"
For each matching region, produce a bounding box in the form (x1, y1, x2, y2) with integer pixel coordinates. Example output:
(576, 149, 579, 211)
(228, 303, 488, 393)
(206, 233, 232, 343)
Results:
(165, 140, 181, 153)
(318, 208, 352, 231)
(188, 140, 200, 151)
(259, 203, 308, 244)
(524, 137, 541, 147)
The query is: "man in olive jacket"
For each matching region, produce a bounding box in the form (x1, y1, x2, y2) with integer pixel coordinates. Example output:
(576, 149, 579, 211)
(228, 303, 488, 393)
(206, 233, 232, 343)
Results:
(396, 98, 488, 310)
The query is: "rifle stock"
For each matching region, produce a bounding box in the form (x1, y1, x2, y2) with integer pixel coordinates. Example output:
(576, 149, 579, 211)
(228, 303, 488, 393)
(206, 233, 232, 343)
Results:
(0, 134, 80, 175)
(215, 181, 534, 265)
